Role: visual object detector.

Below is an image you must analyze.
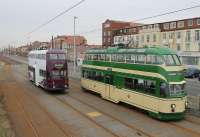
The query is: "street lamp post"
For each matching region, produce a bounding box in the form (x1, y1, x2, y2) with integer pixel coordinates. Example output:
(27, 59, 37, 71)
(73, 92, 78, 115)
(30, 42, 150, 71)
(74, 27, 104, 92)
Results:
(73, 16, 77, 72)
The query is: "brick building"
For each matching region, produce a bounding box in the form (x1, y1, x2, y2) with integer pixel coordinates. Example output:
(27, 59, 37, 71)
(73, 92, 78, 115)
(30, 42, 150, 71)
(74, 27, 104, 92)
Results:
(53, 35, 87, 50)
(102, 19, 140, 47)
(53, 35, 87, 61)
(112, 17, 200, 68)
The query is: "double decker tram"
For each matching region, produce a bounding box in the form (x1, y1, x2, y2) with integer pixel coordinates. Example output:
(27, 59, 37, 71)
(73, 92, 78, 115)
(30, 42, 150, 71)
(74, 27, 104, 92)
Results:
(81, 47, 187, 120)
(28, 50, 69, 91)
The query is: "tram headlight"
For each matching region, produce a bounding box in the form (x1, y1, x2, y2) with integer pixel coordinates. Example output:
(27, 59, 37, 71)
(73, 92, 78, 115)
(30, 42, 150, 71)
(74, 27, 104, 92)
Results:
(171, 104, 176, 112)
(185, 101, 188, 108)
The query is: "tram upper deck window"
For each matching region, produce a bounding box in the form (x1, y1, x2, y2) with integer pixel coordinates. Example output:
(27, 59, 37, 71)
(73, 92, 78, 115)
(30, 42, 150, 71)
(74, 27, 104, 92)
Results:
(105, 55, 110, 61)
(49, 54, 66, 60)
(172, 55, 181, 65)
(86, 55, 92, 60)
(163, 55, 181, 66)
(146, 55, 164, 65)
(93, 54, 98, 60)
(111, 54, 117, 62)
(126, 55, 135, 63)
(135, 55, 145, 64)
(163, 55, 176, 66)
(117, 54, 125, 62)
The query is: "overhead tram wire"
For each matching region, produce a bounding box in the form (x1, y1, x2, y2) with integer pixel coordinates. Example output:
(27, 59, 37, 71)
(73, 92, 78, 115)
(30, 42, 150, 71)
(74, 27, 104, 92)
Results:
(26, 0, 86, 36)
(133, 4, 200, 22)
(78, 3, 200, 35)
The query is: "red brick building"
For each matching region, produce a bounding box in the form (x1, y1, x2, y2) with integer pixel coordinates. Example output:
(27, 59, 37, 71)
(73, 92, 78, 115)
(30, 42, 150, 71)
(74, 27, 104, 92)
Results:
(102, 19, 140, 47)
(53, 35, 87, 49)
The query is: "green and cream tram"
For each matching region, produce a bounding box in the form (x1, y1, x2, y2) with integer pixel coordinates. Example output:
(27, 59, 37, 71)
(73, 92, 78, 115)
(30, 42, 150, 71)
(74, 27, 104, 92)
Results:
(81, 47, 187, 120)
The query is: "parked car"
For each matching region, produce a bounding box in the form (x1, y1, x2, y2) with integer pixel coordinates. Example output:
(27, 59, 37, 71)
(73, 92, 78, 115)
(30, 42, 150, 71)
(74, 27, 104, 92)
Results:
(185, 67, 200, 78)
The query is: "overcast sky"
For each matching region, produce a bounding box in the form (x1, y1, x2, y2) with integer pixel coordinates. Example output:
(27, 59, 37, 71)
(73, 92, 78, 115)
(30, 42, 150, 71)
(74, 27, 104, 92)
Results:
(0, 0, 200, 48)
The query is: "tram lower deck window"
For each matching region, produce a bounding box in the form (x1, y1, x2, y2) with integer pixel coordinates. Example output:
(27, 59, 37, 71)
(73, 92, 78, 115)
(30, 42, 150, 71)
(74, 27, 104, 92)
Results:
(124, 78, 156, 94)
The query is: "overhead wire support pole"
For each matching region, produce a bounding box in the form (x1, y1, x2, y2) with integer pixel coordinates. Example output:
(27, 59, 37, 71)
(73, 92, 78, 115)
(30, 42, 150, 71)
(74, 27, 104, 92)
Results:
(73, 16, 77, 72)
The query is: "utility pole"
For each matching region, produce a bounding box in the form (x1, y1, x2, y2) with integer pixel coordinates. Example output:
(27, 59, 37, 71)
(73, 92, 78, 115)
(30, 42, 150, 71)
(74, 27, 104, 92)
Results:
(73, 16, 77, 72)
(51, 36, 54, 49)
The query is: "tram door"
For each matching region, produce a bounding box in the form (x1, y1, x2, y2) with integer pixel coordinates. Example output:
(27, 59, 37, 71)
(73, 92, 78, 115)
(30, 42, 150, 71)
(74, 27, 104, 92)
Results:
(105, 75, 113, 98)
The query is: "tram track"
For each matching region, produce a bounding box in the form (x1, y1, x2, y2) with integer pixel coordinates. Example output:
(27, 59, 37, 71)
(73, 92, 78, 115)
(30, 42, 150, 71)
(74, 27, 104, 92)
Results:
(16, 83, 75, 137)
(3, 56, 200, 137)
(13, 62, 200, 137)
(168, 122, 200, 137)
(57, 93, 155, 137)
(13, 65, 148, 137)
(1, 60, 75, 137)
(11, 61, 153, 137)
(68, 79, 200, 137)
(9, 63, 125, 137)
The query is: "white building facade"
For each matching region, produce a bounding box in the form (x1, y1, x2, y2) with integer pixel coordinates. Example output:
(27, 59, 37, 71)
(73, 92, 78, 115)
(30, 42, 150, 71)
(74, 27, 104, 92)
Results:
(113, 17, 200, 68)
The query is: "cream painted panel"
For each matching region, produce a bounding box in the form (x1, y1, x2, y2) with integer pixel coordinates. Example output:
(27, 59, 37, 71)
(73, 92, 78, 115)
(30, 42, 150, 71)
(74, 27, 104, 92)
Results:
(158, 97, 186, 113)
(81, 78, 106, 96)
(117, 88, 159, 113)
(109, 86, 120, 103)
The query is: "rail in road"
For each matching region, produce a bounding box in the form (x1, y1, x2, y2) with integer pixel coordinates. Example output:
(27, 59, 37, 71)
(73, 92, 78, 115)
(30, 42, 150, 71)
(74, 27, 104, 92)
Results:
(14, 64, 200, 137)
(0, 61, 76, 137)
(10, 58, 200, 137)
(1, 55, 200, 137)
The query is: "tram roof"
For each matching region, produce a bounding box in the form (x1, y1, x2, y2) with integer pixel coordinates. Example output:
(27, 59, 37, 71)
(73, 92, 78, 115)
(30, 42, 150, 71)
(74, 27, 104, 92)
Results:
(85, 47, 176, 55)
(29, 49, 66, 55)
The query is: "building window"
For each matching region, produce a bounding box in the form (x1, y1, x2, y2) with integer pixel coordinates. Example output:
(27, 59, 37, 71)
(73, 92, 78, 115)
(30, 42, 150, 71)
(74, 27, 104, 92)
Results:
(153, 34, 156, 42)
(195, 30, 200, 41)
(148, 25, 153, 29)
(108, 38, 111, 43)
(103, 38, 106, 43)
(107, 31, 111, 36)
(177, 21, 184, 28)
(199, 43, 200, 51)
(188, 19, 193, 27)
(186, 43, 190, 51)
(154, 24, 159, 28)
(163, 33, 167, 39)
(176, 32, 181, 39)
(141, 35, 144, 43)
(176, 44, 181, 51)
(146, 35, 150, 43)
(163, 23, 170, 30)
(104, 23, 110, 28)
(197, 18, 200, 25)
(103, 32, 106, 36)
(164, 44, 169, 47)
(170, 22, 176, 29)
(186, 31, 191, 41)
(169, 32, 174, 39)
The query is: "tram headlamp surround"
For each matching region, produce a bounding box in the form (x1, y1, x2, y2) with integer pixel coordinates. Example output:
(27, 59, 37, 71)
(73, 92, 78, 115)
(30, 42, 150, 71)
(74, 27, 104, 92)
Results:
(185, 101, 188, 108)
(171, 104, 176, 109)
(171, 104, 176, 112)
